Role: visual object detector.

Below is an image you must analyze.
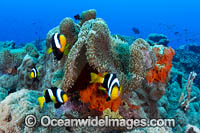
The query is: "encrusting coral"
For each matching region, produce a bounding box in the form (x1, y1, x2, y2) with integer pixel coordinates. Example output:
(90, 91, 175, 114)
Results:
(80, 83, 122, 112)
(146, 45, 175, 83)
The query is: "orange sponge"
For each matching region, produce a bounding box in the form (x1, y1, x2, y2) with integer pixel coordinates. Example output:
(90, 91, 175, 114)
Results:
(80, 83, 122, 112)
(146, 46, 175, 83)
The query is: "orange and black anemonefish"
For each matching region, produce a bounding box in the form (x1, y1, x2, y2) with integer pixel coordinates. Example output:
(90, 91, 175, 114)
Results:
(90, 72, 123, 101)
(38, 87, 68, 109)
(47, 33, 69, 60)
(29, 67, 39, 82)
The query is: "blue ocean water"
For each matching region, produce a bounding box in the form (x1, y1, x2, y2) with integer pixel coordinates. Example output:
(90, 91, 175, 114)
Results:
(0, 0, 200, 48)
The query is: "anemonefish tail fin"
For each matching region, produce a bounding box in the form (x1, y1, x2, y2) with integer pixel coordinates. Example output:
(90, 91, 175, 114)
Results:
(36, 67, 39, 76)
(64, 43, 70, 56)
(119, 86, 123, 96)
(90, 73, 103, 84)
(38, 96, 45, 109)
(47, 47, 53, 54)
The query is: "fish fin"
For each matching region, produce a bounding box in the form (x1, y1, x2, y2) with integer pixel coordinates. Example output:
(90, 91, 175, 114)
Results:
(55, 103, 61, 108)
(38, 97, 45, 109)
(37, 71, 39, 76)
(106, 97, 111, 102)
(47, 47, 53, 54)
(98, 86, 107, 92)
(90, 73, 104, 84)
(102, 72, 108, 77)
(64, 43, 70, 56)
(28, 73, 33, 79)
(119, 86, 123, 96)
(36, 67, 39, 76)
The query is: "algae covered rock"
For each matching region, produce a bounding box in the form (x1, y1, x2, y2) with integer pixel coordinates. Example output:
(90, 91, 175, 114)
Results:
(0, 87, 8, 102)
(24, 43, 40, 58)
(0, 89, 66, 133)
(79, 9, 96, 26)
(60, 17, 79, 46)
(0, 42, 40, 74)
(147, 33, 169, 46)
(0, 40, 16, 49)
(0, 74, 18, 92)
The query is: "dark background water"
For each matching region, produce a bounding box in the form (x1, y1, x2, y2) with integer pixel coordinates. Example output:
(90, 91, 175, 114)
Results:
(0, 0, 200, 48)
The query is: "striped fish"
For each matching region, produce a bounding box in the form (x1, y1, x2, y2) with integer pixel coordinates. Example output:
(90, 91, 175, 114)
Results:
(90, 72, 122, 101)
(38, 87, 68, 109)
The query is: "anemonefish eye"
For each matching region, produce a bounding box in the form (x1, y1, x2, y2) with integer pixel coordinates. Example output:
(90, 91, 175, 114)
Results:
(59, 34, 67, 53)
(62, 94, 68, 103)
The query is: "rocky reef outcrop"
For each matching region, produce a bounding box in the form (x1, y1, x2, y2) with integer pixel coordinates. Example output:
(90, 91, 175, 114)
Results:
(146, 33, 169, 47)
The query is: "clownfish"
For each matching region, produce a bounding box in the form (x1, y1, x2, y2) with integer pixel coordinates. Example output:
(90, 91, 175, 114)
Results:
(47, 33, 69, 60)
(90, 72, 122, 101)
(29, 67, 39, 81)
(38, 87, 68, 109)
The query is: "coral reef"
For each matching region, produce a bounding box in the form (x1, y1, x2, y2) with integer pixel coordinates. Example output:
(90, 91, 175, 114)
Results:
(179, 44, 200, 53)
(158, 67, 200, 132)
(173, 45, 200, 88)
(0, 9, 198, 132)
(147, 33, 169, 47)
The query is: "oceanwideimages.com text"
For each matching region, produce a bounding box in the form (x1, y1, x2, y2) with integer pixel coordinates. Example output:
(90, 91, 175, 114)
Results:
(25, 115, 175, 129)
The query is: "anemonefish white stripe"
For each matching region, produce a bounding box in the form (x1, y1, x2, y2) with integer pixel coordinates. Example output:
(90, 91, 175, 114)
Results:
(54, 33, 61, 49)
(47, 89, 54, 99)
(107, 74, 113, 90)
(108, 75, 114, 97)
(108, 78, 120, 97)
(56, 88, 63, 103)
(32, 68, 37, 78)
